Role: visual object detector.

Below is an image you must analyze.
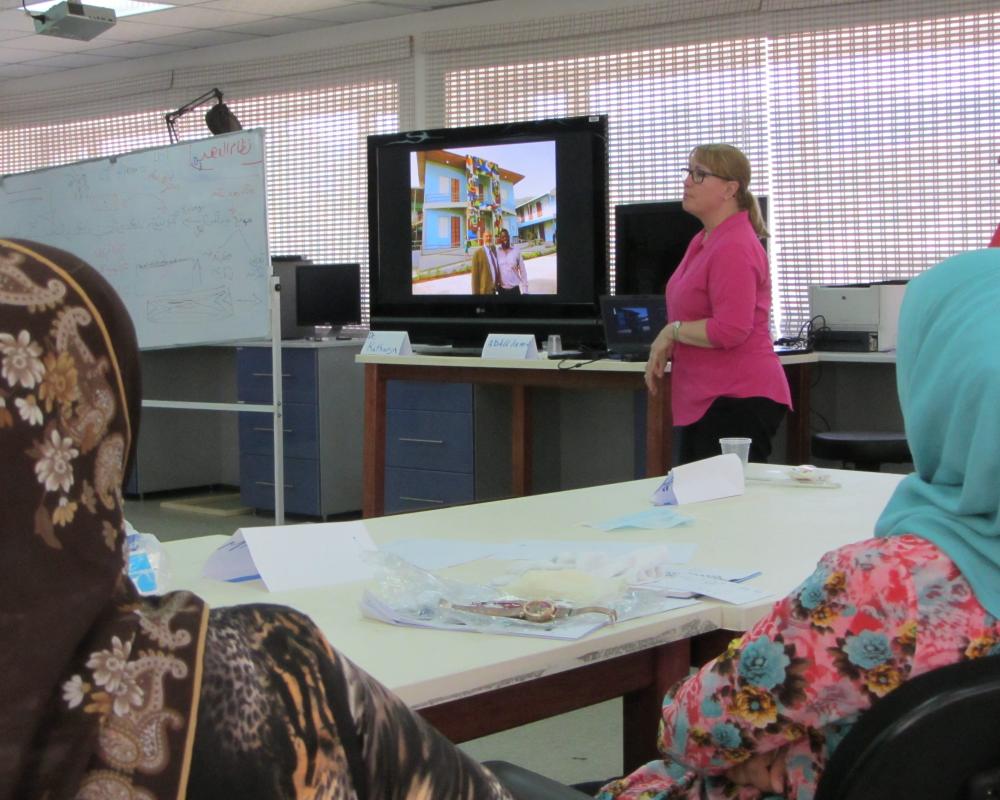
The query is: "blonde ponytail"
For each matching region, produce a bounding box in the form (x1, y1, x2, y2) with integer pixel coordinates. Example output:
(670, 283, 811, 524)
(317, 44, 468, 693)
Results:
(743, 189, 769, 239)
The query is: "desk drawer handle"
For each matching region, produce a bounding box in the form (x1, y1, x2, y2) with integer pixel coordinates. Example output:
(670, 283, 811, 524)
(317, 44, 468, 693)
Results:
(398, 437, 444, 445)
(399, 496, 445, 505)
(252, 427, 293, 433)
(251, 372, 293, 378)
(255, 481, 294, 489)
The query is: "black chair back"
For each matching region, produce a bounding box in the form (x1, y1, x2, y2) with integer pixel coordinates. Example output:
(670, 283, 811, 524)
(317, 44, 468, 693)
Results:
(815, 655, 1000, 800)
(483, 761, 593, 800)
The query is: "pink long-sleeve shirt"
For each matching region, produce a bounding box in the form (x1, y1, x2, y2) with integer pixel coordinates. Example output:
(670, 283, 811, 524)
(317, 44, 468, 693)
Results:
(666, 210, 791, 426)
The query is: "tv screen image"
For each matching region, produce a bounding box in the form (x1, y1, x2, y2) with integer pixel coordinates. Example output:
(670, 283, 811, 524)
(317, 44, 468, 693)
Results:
(368, 115, 608, 348)
(410, 141, 557, 296)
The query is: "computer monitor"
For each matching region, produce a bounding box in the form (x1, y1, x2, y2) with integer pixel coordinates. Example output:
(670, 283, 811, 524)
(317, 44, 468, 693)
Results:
(295, 264, 362, 334)
(614, 198, 768, 295)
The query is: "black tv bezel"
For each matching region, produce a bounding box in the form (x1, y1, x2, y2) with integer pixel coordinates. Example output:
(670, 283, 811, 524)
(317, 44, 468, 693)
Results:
(367, 115, 609, 348)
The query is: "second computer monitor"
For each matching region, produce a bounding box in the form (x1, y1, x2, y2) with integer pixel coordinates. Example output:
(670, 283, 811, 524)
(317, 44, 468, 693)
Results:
(614, 198, 767, 295)
(295, 263, 362, 333)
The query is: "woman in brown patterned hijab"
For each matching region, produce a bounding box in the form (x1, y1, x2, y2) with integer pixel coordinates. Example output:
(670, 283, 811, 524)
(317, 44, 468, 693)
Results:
(0, 238, 208, 800)
(0, 239, 512, 800)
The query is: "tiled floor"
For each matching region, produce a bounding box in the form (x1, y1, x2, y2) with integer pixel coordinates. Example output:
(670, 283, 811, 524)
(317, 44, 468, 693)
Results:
(123, 488, 624, 788)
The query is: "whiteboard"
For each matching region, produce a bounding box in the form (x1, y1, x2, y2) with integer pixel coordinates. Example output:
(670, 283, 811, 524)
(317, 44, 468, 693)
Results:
(0, 129, 271, 350)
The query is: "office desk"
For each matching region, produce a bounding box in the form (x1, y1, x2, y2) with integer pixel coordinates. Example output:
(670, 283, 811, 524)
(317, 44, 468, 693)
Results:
(166, 464, 900, 769)
(358, 352, 815, 517)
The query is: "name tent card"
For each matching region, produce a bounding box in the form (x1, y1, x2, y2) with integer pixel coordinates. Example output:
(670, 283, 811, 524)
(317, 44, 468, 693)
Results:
(481, 333, 542, 360)
(361, 330, 412, 356)
(652, 453, 745, 506)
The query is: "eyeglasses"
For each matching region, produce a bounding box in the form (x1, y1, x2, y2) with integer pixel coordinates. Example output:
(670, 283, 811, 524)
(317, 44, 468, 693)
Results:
(682, 167, 731, 184)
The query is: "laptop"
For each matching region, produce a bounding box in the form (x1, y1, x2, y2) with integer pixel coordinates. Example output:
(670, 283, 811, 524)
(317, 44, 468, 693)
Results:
(599, 294, 667, 361)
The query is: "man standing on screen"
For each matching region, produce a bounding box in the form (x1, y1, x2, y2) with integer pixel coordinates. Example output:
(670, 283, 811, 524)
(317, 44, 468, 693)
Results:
(494, 228, 529, 295)
(470, 230, 499, 294)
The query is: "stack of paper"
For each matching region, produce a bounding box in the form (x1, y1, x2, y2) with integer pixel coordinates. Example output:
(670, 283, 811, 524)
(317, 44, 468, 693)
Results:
(202, 521, 377, 592)
(636, 567, 770, 603)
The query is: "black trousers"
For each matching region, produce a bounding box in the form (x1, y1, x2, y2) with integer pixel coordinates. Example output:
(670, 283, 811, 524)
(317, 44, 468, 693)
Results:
(675, 395, 787, 465)
(495, 285, 521, 296)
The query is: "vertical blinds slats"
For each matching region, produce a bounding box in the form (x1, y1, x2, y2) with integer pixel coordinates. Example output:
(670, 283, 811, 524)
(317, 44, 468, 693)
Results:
(769, 11, 1000, 331)
(2, 3, 997, 333)
(430, 4, 999, 334)
(1, 57, 414, 324)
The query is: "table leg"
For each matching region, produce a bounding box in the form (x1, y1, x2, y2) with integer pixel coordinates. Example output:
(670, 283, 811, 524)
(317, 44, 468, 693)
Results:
(621, 638, 690, 771)
(645, 380, 673, 477)
(690, 628, 739, 667)
(784, 362, 812, 465)
(362, 364, 387, 518)
(417, 640, 692, 759)
(511, 384, 532, 495)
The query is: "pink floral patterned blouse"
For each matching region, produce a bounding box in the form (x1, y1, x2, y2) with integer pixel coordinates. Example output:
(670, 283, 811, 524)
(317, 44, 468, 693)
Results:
(598, 535, 1000, 799)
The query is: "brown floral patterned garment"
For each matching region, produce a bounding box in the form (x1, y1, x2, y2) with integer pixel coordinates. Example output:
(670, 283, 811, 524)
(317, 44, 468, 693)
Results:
(0, 239, 511, 800)
(189, 605, 513, 800)
(0, 239, 208, 800)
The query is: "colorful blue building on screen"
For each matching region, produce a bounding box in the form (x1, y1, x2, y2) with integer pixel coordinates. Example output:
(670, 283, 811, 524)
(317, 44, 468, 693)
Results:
(414, 150, 527, 252)
(515, 190, 557, 244)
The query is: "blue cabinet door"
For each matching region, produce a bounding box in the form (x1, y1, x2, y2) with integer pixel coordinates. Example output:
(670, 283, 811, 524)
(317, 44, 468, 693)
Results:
(385, 467, 475, 514)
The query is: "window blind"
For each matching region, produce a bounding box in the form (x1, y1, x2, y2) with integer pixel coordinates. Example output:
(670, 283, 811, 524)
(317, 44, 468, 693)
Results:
(0, 42, 414, 324)
(769, 9, 1000, 332)
(3, 1, 998, 333)
(425, 0, 1000, 335)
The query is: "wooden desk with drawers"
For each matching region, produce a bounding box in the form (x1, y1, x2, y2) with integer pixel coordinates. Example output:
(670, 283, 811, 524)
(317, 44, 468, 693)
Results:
(357, 352, 815, 518)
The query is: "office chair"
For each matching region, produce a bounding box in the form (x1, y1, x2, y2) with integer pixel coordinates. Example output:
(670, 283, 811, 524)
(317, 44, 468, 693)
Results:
(814, 654, 1000, 800)
(811, 430, 911, 472)
(485, 655, 1000, 800)
(482, 762, 592, 799)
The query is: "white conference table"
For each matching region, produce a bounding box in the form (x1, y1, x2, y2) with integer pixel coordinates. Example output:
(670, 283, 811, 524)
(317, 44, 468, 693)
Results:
(165, 464, 902, 769)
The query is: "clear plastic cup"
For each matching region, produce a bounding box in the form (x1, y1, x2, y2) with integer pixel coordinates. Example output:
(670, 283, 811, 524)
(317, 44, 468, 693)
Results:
(719, 437, 752, 465)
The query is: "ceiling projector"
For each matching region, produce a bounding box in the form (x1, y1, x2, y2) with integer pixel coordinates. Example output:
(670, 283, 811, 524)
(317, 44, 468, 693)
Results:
(33, 2, 117, 41)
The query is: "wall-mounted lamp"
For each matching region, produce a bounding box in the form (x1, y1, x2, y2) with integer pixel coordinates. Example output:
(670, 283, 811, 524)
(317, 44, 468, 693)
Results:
(165, 88, 242, 144)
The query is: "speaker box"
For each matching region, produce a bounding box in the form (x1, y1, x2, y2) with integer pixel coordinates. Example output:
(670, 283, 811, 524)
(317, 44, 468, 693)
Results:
(271, 258, 312, 340)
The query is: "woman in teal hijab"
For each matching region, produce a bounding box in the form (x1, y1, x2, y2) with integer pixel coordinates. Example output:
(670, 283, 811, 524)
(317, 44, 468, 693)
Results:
(874, 247, 1000, 617)
(599, 248, 1000, 800)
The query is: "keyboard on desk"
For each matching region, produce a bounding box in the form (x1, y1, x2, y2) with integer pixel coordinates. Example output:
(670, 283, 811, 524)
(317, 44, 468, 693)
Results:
(773, 344, 813, 355)
(411, 346, 483, 357)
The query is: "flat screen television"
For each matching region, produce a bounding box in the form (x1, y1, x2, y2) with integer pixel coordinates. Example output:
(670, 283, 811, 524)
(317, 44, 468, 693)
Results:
(295, 263, 362, 333)
(615, 197, 768, 296)
(367, 115, 609, 348)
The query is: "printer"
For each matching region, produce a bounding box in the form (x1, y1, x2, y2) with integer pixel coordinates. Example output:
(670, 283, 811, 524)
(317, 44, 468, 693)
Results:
(808, 281, 907, 352)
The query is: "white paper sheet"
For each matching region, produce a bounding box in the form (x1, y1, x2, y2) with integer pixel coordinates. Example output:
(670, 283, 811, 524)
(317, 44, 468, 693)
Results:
(361, 330, 412, 356)
(638, 567, 769, 604)
(643, 574, 770, 604)
(652, 453, 745, 505)
(203, 521, 377, 592)
(381, 538, 696, 571)
(481, 333, 542, 360)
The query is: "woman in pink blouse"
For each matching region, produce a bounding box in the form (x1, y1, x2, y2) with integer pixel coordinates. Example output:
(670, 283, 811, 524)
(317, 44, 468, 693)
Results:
(644, 144, 791, 464)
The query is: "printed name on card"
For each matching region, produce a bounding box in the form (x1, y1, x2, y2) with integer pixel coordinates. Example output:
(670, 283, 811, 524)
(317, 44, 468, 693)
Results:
(481, 333, 541, 360)
(361, 330, 412, 356)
